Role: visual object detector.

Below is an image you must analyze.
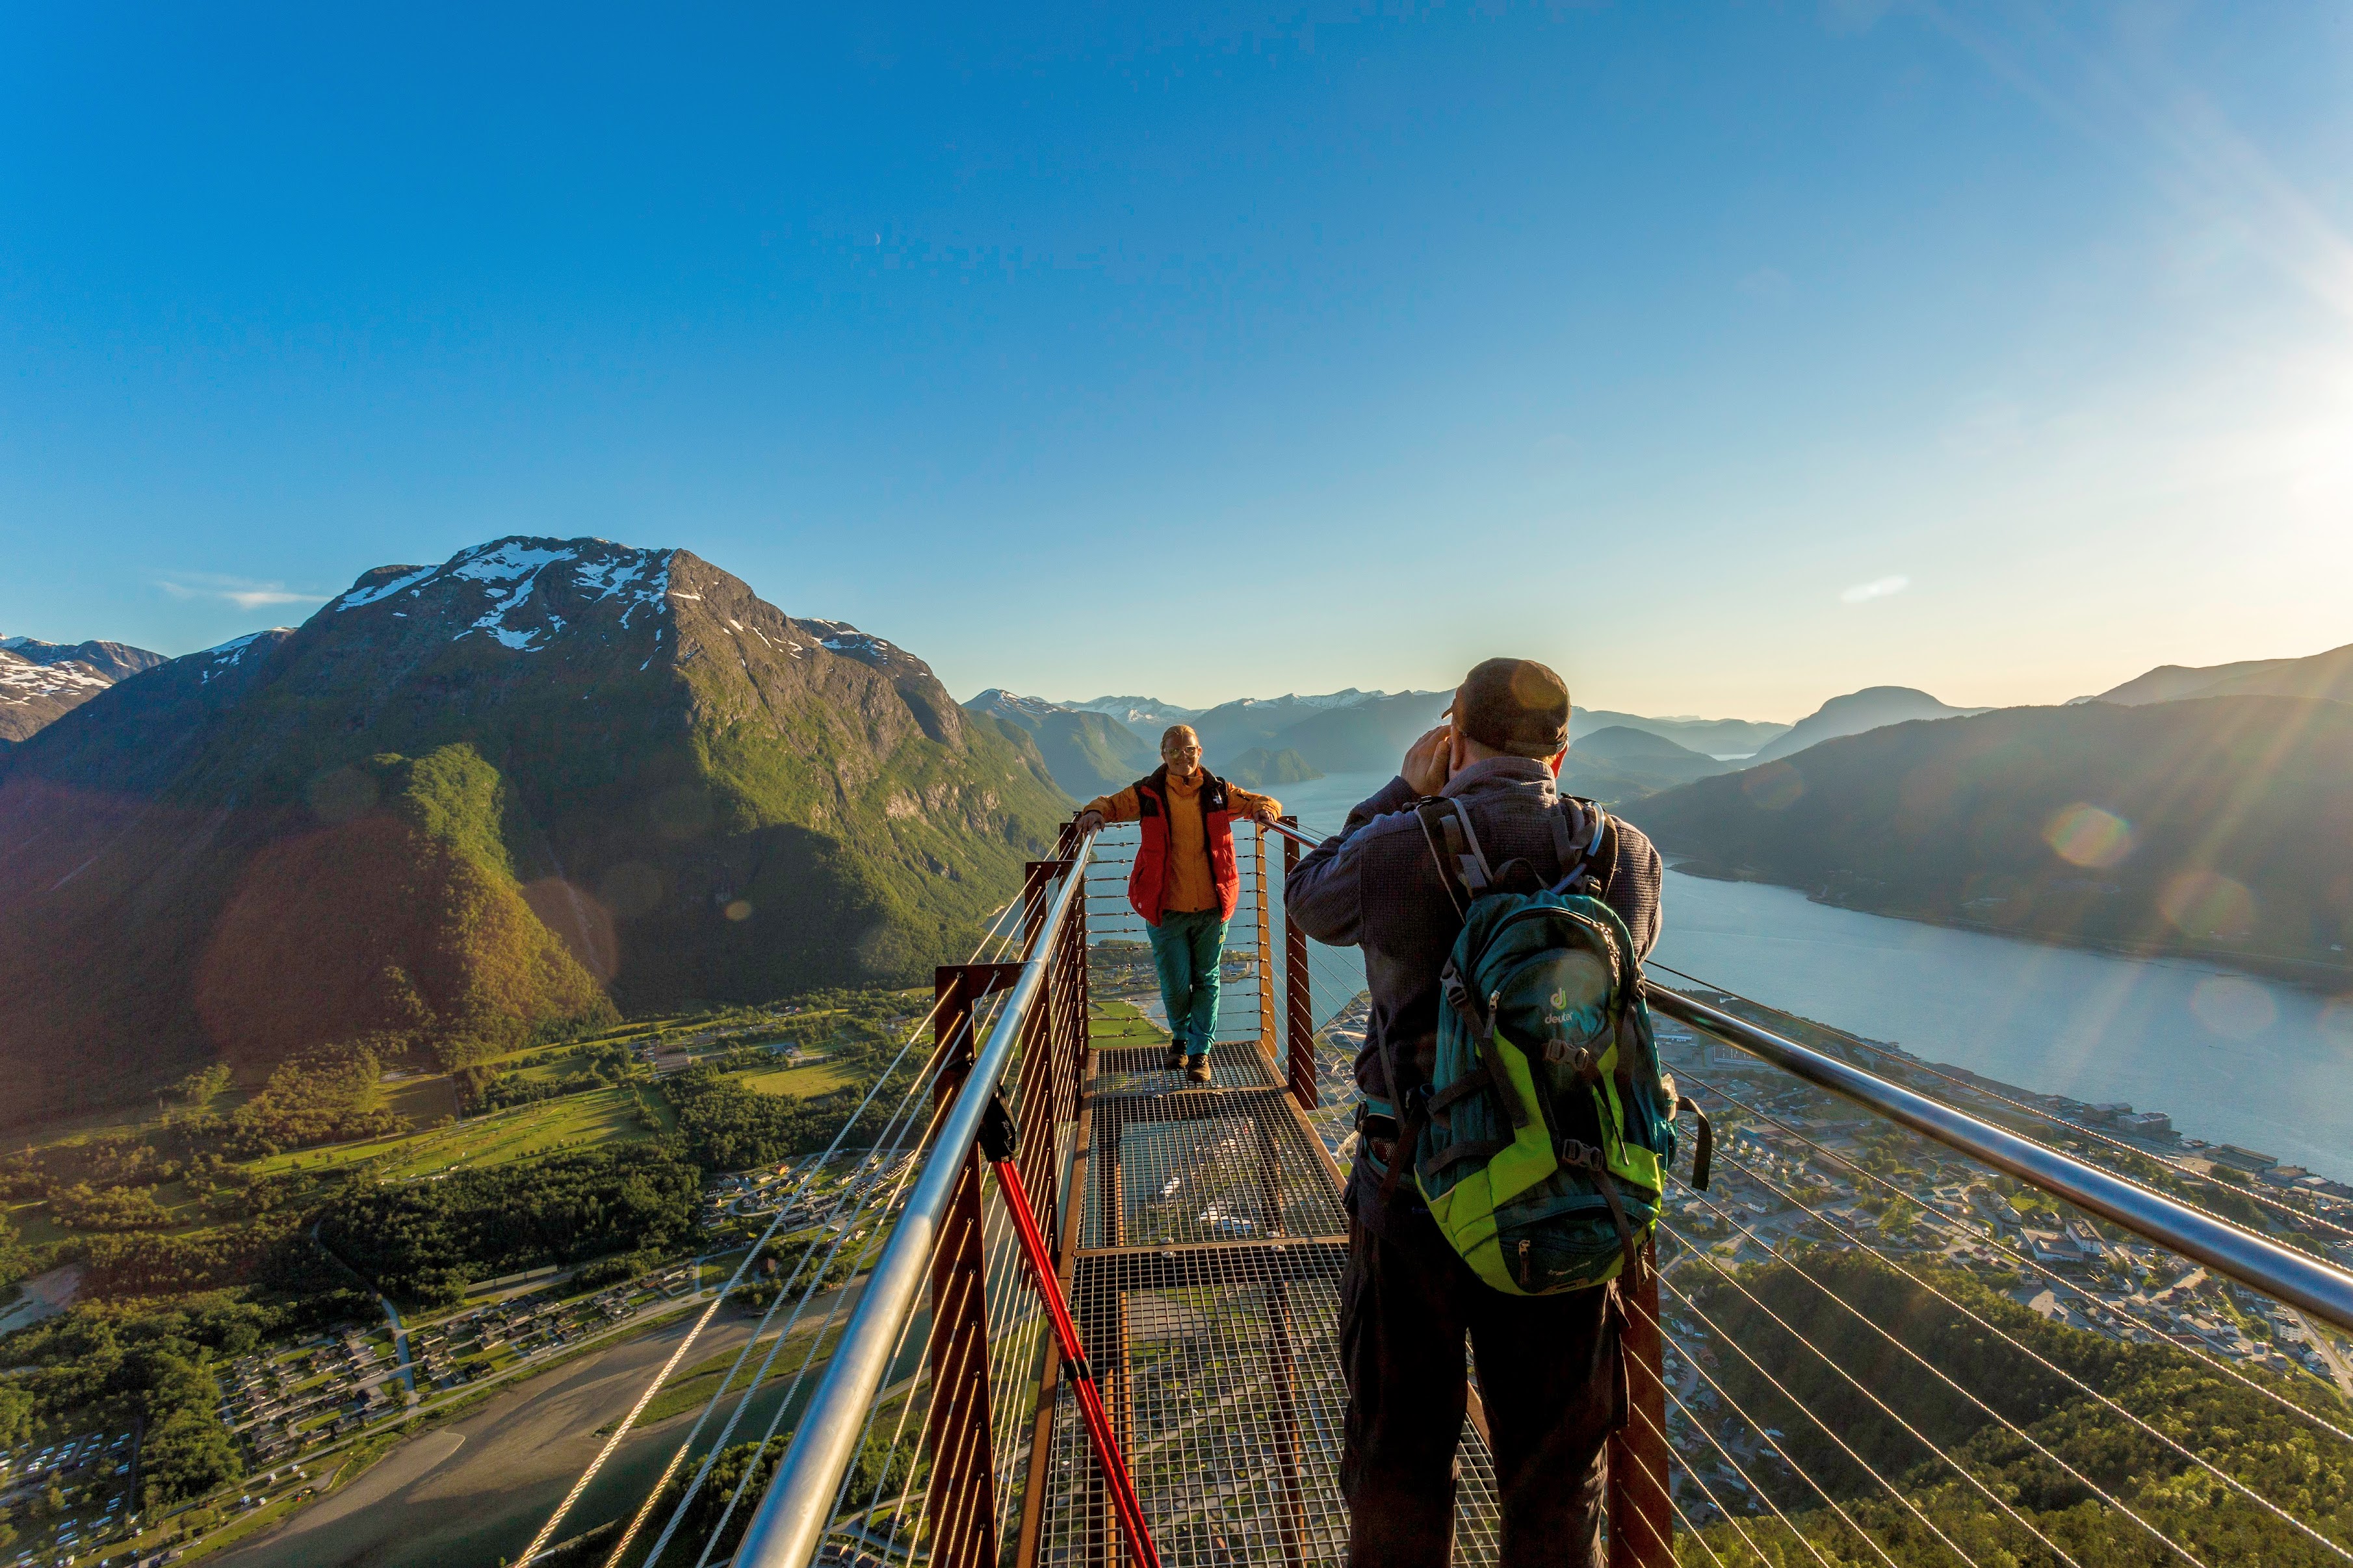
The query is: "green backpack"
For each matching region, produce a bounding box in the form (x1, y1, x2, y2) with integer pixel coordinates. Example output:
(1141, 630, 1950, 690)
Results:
(1377, 797, 1708, 1295)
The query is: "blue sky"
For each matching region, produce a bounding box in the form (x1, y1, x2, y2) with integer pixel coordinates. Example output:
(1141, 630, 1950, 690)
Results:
(3, 2, 2348, 720)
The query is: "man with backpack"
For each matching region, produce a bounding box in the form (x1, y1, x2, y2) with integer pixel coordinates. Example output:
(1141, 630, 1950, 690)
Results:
(1286, 658, 1667, 1568)
(1076, 724, 1284, 1083)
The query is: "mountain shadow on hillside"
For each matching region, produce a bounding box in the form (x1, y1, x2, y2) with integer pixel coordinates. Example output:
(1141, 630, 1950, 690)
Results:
(1626, 697, 2353, 981)
(0, 537, 1070, 1119)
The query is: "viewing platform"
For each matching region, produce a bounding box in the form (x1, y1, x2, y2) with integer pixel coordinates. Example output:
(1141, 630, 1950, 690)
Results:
(532, 817, 2353, 1568)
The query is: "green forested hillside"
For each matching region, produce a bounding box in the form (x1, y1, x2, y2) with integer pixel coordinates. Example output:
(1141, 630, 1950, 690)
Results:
(1673, 1250, 2351, 1565)
(0, 538, 1071, 1114)
(962, 690, 1149, 798)
(1626, 697, 2353, 975)
(1227, 747, 1322, 787)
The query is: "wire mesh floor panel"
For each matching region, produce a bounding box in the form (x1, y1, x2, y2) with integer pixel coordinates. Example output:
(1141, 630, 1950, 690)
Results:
(1038, 1246, 1503, 1568)
(1093, 1044, 1281, 1096)
(1084, 1090, 1349, 1250)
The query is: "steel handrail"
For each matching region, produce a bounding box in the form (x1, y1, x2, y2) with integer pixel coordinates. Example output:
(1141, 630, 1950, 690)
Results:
(1649, 985, 2353, 1334)
(1260, 816, 1324, 850)
(733, 832, 1097, 1568)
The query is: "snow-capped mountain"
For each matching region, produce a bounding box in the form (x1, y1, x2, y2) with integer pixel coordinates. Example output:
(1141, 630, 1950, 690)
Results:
(0, 535, 1066, 1113)
(0, 634, 168, 745)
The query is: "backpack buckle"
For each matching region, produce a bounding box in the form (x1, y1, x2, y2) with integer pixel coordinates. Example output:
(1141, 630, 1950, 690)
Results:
(1542, 1040, 1598, 1078)
(1556, 1138, 1605, 1173)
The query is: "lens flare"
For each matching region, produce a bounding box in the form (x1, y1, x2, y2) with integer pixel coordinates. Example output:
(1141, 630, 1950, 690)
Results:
(2159, 871, 2257, 938)
(2189, 975, 2278, 1040)
(1741, 761, 1806, 811)
(724, 899, 754, 922)
(2043, 803, 2136, 868)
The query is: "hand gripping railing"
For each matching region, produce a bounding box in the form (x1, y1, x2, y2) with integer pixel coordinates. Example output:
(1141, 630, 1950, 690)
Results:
(1648, 985, 2353, 1335)
(732, 831, 1096, 1568)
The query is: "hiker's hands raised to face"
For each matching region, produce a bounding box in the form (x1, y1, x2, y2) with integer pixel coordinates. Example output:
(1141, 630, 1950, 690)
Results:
(1403, 723, 1453, 796)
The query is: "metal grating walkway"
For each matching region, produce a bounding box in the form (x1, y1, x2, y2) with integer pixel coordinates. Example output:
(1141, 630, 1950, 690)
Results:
(1027, 1016, 1504, 1568)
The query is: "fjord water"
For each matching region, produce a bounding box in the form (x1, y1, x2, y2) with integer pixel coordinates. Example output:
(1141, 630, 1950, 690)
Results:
(1276, 773, 2352, 1179)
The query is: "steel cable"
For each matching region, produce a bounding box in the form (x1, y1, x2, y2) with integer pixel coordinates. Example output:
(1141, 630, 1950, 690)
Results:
(1677, 1060, 2353, 1450)
(525, 903, 1030, 1568)
(627, 978, 1015, 1565)
(669, 1086, 959, 1568)
(1644, 959, 2353, 1246)
(1643, 1270, 1978, 1568)
(1657, 1193, 2090, 1568)
(1635, 1301, 1848, 1568)
(1704, 1085, 2353, 1452)
(1678, 1072, 2353, 1565)
(580, 893, 1040, 1567)
(1656, 1216, 2083, 1568)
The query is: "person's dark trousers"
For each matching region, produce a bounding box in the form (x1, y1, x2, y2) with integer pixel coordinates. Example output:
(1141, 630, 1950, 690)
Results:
(1340, 1209, 1624, 1568)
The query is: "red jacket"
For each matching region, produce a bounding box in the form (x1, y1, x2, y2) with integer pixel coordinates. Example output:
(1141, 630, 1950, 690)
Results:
(1127, 766, 1241, 927)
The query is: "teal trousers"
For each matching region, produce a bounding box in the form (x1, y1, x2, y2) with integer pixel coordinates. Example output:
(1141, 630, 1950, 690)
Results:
(1146, 907, 1228, 1059)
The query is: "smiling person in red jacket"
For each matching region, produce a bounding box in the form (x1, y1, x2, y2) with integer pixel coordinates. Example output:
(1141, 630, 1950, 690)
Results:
(1076, 725, 1282, 1083)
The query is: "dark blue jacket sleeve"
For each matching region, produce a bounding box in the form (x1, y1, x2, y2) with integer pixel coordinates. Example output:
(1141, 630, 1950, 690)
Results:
(1284, 775, 1419, 947)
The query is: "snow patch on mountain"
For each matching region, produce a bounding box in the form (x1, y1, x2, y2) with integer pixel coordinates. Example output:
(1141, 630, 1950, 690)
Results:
(0, 650, 111, 699)
(333, 538, 676, 651)
(337, 566, 436, 610)
(196, 630, 289, 684)
(801, 619, 921, 673)
(968, 689, 1066, 721)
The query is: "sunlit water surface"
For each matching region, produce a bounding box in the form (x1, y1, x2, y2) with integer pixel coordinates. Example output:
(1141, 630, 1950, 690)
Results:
(1269, 772, 2353, 1178)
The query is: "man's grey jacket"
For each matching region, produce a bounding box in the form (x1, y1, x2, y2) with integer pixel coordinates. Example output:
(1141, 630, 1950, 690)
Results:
(1284, 756, 1664, 1236)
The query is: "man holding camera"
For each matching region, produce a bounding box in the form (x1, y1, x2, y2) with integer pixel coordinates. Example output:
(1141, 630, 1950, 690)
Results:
(1284, 658, 1664, 1568)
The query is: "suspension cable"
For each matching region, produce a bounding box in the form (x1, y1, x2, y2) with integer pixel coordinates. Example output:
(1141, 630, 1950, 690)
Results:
(1645, 959, 2353, 1245)
(657, 1037, 978, 1568)
(578, 897, 1037, 1567)
(1646, 1271, 1979, 1568)
(1680, 1073, 2353, 1564)
(1680, 1063, 2353, 1450)
(1656, 1211, 2086, 1568)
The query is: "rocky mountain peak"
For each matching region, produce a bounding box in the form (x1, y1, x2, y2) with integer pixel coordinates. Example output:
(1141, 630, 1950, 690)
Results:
(968, 689, 1067, 723)
(0, 632, 171, 745)
(332, 535, 676, 653)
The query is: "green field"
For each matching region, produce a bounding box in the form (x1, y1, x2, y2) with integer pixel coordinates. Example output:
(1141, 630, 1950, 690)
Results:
(247, 1085, 673, 1181)
(730, 1060, 855, 1098)
(1088, 998, 1168, 1047)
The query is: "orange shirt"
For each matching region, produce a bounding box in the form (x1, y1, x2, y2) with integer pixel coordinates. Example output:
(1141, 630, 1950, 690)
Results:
(1082, 773, 1281, 914)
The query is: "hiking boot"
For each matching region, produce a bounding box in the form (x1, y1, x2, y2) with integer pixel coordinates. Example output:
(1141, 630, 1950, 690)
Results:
(1186, 1058, 1212, 1085)
(1164, 1044, 1186, 1072)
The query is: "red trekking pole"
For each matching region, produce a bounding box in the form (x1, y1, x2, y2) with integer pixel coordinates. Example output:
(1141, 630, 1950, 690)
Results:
(979, 1097, 1163, 1568)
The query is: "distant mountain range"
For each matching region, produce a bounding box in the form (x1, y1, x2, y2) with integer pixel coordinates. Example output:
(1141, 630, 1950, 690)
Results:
(0, 538, 1067, 1116)
(963, 689, 1155, 799)
(1626, 696, 2353, 979)
(0, 634, 167, 745)
(1067, 695, 1204, 733)
(1748, 686, 1986, 764)
(2091, 640, 2353, 708)
(1226, 747, 1323, 789)
(1060, 686, 1798, 782)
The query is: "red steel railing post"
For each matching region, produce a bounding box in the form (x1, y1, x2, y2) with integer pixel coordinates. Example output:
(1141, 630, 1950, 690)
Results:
(1253, 825, 1275, 1057)
(922, 960, 1024, 1568)
(1607, 1242, 1674, 1567)
(1279, 815, 1316, 1110)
